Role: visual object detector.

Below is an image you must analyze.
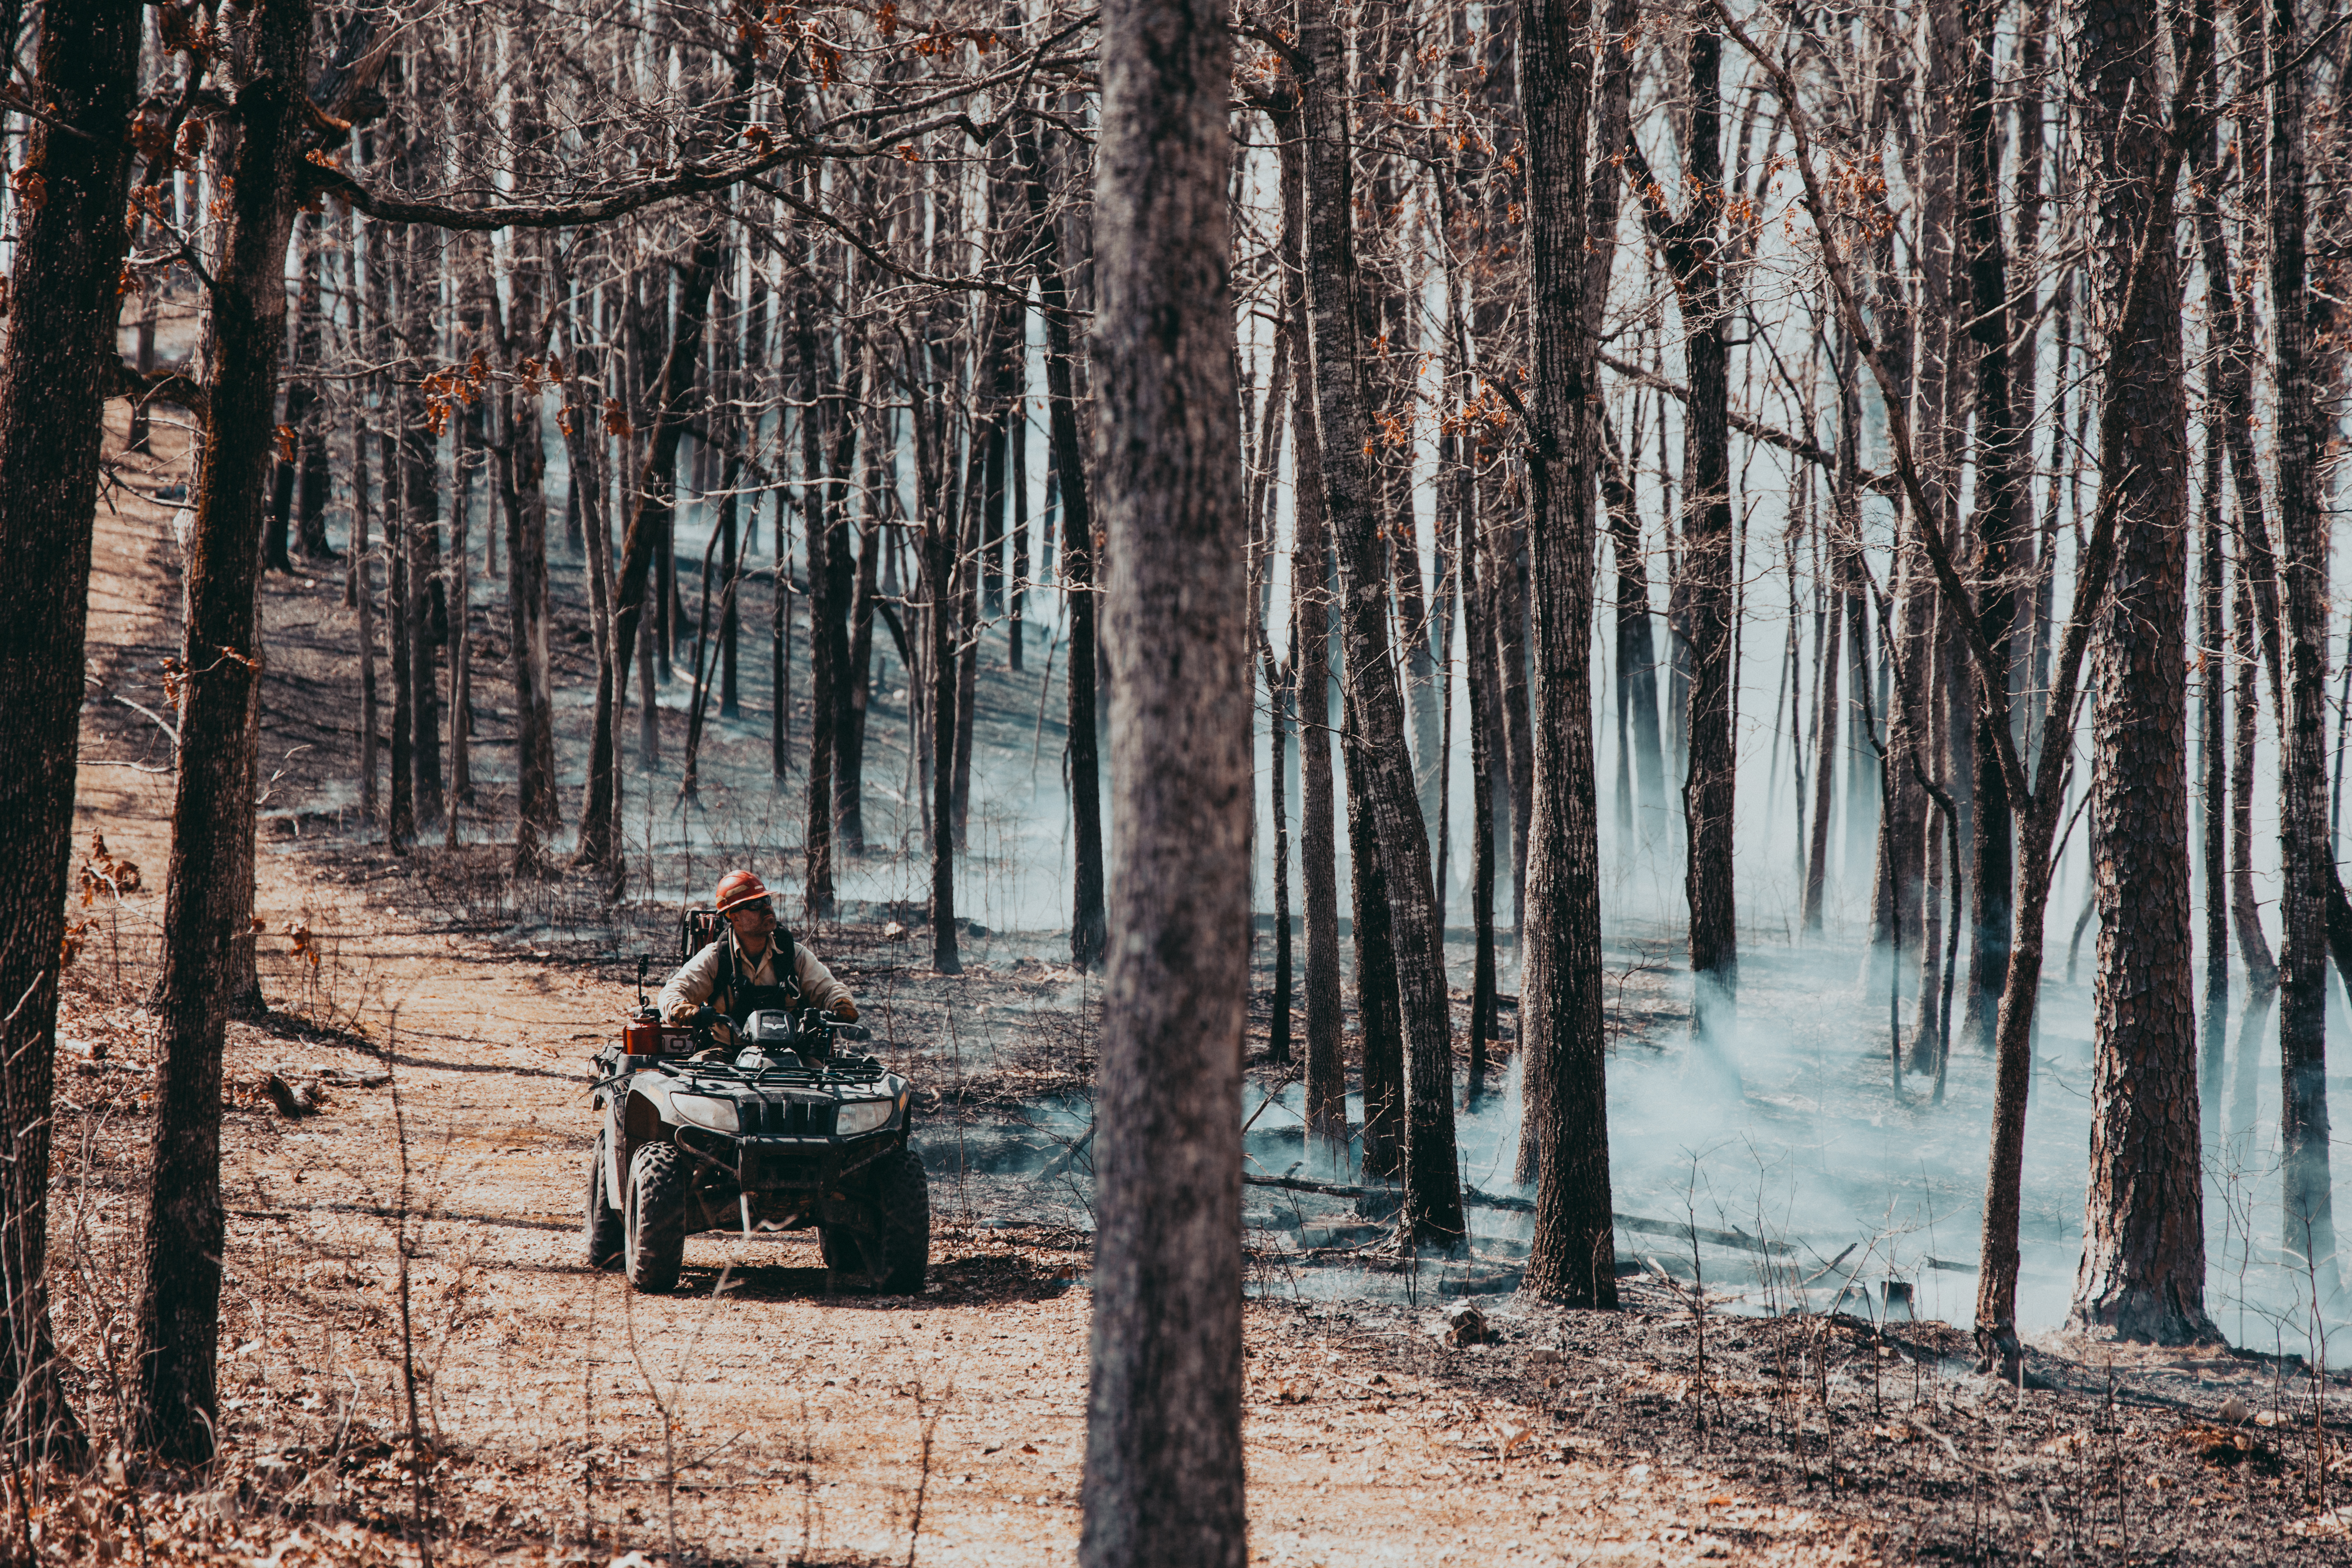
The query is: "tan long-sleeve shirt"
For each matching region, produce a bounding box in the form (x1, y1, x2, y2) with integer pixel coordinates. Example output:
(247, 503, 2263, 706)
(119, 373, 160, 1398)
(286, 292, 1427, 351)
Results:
(657, 935, 852, 1025)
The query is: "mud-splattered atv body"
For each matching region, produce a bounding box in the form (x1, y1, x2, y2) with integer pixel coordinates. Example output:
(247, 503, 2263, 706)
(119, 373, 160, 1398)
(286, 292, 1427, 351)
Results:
(585, 953, 927, 1295)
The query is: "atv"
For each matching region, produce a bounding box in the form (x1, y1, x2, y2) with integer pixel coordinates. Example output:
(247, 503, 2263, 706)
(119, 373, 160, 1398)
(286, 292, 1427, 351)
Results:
(585, 923, 928, 1295)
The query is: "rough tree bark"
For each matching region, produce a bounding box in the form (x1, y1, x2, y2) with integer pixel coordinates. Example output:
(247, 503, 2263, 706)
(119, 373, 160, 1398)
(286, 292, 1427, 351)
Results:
(1804, 348, 1860, 934)
(2198, 193, 2228, 1130)
(1625, 21, 1737, 1047)
(1341, 723, 1406, 1182)
(495, 228, 558, 873)
(2265, 0, 2337, 1280)
(1279, 157, 1347, 1152)
(1077, 0, 1249, 1550)
(1601, 422, 1666, 839)
(1294, 0, 1462, 1242)
(0, 0, 138, 1464)
(1016, 122, 1107, 971)
(1515, 0, 1622, 1305)
(138, 0, 317, 1458)
(2065, 0, 2215, 1344)
(1956, 0, 2023, 1057)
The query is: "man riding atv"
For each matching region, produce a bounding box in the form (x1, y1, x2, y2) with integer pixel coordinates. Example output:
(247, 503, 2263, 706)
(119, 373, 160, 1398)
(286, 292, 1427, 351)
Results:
(659, 870, 858, 1047)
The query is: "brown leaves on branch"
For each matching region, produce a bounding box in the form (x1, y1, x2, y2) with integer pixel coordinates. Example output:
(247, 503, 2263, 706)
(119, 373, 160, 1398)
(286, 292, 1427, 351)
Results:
(419, 351, 492, 435)
(78, 833, 143, 905)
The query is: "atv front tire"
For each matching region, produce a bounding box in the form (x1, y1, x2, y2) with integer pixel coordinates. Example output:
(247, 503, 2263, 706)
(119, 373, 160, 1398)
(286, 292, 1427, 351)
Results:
(624, 1142, 688, 1292)
(822, 1147, 930, 1294)
(585, 1132, 624, 1269)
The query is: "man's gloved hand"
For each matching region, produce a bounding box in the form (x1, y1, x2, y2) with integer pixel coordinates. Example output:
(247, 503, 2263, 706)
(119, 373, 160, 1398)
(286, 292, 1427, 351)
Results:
(831, 997, 859, 1023)
(690, 1004, 723, 1031)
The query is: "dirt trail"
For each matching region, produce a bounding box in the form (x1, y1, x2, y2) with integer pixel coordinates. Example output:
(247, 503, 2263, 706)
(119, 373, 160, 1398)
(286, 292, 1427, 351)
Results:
(44, 413, 1870, 1568)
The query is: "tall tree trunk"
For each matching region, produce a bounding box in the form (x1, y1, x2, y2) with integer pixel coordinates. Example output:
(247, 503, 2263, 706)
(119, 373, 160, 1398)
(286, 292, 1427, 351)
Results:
(1515, 0, 1623, 1304)
(138, 0, 314, 1457)
(1286, 363, 1348, 1155)
(927, 509, 963, 971)
(0, 0, 137, 1463)
(1497, 512, 1535, 942)
(2199, 232, 2229, 1132)
(2232, 560, 2277, 991)
(569, 340, 621, 870)
(1077, 0, 1249, 1546)
(1344, 718, 1406, 1181)
(2266, 0, 2338, 1282)
(497, 237, 558, 870)
(448, 414, 474, 820)
(1460, 458, 1501, 1118)
(2068, 0, 2214, 1344)
(1017, 123, 1107, 970)
(356, 399, 379, 828)
(1295, 0, 1463, 1243)
(1600, 421, 1666, 838)
(401, 221, 445, 831)
(386, 416, 415, 850)
(1804, 362, 1856, 934)
(842, 420, 886, 834)
(1957, 2, 2022, 1056)
(268, 214, 328, 571)
(1626, 22, 1736, 1047)
(796, 275, 844, 916)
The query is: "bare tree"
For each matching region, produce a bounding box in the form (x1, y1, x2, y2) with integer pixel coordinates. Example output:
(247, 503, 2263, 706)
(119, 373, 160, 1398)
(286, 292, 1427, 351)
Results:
(139, 0, 328, 1458)
(2264, 0, 2338, 1282)
(0, 0, 141, 1465)
(1514, 0, 1627, 1305)
(1077, 0, 1248, 1550)
(1293, 0, 1462, 1243)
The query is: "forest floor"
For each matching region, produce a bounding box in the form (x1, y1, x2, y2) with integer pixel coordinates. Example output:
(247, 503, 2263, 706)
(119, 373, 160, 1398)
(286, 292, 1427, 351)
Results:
(26, 410, 2352, 1564)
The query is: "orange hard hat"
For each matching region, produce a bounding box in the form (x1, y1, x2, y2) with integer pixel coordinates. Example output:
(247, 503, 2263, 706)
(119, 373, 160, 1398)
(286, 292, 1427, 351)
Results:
(715, 869, 772, 914)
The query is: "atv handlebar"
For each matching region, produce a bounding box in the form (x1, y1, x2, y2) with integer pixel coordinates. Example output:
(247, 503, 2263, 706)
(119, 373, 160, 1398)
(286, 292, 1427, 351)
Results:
(687, 1005, 870, 1045)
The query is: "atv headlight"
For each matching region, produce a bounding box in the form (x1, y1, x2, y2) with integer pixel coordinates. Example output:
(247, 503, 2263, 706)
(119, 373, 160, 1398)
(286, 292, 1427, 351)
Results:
(673, 1093, 740, 1135)
(836, 1098, 894, 1137)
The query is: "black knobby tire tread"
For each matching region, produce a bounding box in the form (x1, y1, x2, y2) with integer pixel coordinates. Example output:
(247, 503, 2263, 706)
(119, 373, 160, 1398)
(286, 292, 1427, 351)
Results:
(585, 1132, 624, 1269)
(868, 1146, 930, 1294)
(625, 1142, 689, 1293)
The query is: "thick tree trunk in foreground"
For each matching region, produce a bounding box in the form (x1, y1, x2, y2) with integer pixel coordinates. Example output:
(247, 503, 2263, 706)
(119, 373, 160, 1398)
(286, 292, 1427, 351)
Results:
(139, 0, 315, 1458)
(1515, 0, 1619, 1305)
(0, 0, 138, 1463)
(2067, 0, 2213, 1344)
(1295, 0, 1461, 1243)
(1078, 0, 1248, 1552)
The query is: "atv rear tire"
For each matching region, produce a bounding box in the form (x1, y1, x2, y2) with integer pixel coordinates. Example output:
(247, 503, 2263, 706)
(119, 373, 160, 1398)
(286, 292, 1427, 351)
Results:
(822, 1147, 929, 1294)
(624, 1142, 688, 1292)
(585, 1133, 624, 1269)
